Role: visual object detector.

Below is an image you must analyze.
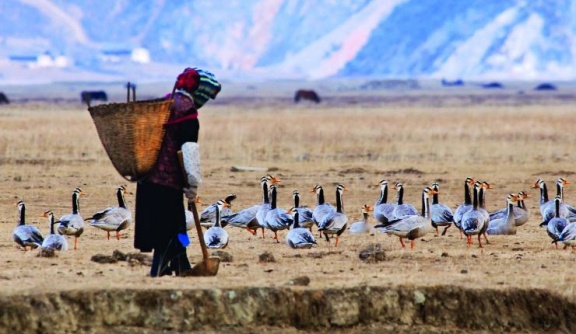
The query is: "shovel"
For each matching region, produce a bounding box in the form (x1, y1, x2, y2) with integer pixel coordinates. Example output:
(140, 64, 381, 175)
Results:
(178, 149, 220, 276)
(186, 198, 221, 276)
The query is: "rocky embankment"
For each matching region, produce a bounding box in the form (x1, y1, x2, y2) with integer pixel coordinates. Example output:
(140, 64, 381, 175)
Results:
(0, 286, 574, 333)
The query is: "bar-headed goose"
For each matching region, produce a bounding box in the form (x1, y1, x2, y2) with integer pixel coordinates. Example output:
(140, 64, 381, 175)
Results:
(41, 210, 68, 251)
(478, 181, 493, 244)
(533, 178, 569, 225)
(430, 182, 454, 236)
(544, 195, 570, 249)
(291, 190, 314, 230)
(220, 204, 260, 236)
(264, 184, 292, 242)
(286, 207, 317, 249)
(486, 193, 519, 235)
(255, 175, 281, 239)
(514, 191, 531, 226)
(87, 185, 132, 240)
(375, 187, 436, 249)
(391, 183, 418, 220)
(462, 181, 489, 248)
(348, 204, 374, 234)
(203, 202, 229, 249)
(312, 184, 336, 232)
(57, 187, 85, 250)
(13, 201, 43, 250)
(200, 193, 236, 228)
(318, 184, 348, 246)
(373, 179, 395, 226)
(453, 177, 475, 238)
(489, 191, 530, 227)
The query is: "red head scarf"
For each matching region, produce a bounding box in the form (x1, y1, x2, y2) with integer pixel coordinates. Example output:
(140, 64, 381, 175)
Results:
(175, 68, 200, 95)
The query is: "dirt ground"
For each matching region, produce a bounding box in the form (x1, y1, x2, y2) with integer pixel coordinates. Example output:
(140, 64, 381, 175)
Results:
(0, 80, 576, 332)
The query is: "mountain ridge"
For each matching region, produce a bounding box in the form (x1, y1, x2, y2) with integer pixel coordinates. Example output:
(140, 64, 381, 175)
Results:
(0, 0, 574, 83)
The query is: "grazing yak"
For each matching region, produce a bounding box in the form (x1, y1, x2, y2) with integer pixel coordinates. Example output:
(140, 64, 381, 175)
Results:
(81, 90, 108, 106)
(0, 92, 9, 104)
(481, 82, 503, 89)
(534, 83, 557, 91)
(294, 89, 321, 103)
(441, 79, 464, 87)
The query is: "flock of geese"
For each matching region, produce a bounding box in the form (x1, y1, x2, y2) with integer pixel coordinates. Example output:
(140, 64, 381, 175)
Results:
(188, 175, 576, 251)
(12, 186, 132, 252)
(12, 175, 576, 253)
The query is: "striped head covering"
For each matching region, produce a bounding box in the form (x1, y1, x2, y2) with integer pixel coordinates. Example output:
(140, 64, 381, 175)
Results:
(191, 68, 221, 109)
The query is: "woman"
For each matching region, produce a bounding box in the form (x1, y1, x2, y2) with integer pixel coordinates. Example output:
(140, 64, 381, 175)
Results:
(135, 67, 221, 277)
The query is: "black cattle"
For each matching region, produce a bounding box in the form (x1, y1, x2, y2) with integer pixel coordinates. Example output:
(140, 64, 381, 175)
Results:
(81, 90, 108, 106)
(534, 83, 557, 91)
(441, 79, 464, 87)
(481, 82, 503, 89)
(294, 89, 321, 103)
(0, 92, 9, 104)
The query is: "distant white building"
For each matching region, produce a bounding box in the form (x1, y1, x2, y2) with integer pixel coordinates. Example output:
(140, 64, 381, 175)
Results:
(131, 48, 151, 63)
(99, 49, 131, 63)
(99, 47, 151, 64)
(8, 52, 71, 68)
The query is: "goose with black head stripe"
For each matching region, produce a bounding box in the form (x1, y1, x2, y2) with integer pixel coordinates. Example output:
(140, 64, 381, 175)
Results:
(317, 184, 348, 246)
(200, 193, 236, 228)
(391, 182, 418, 220)
(87, 185, 132, 240)
(515, 191, 531, 226)
(348, 204, 374, 234)
(291, 190, 314, 231)
(13, 201, 43, 250)
(375, 187, 436, 249)
(264, 184, 293, 242)
(373, 179, 395, 226)
(311, 184, 336, 233)
(203, 202, 229, 249)
(477, 181, 493, 245)
(552, 178, 576, 222)
(430, 182, 454, 236)
(486, 193, 519, 235)
(41, 210, 68, 251)
(533, 178, 571, 225)
(461, 181, 489, 248)
(543, 195, 570, 249)
(453, 177, 475, 238)
(489, 191, 530, 227)
(57, 187, 85, 250)
(255, 175, 281, 239)
(220, 204, 261, 236)
(286, 207, 317, 249)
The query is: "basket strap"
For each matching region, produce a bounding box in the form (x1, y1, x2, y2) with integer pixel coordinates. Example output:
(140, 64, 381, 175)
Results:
(163, 113, 198, 127)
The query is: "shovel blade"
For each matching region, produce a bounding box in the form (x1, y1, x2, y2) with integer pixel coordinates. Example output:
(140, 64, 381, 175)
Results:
(185, 257, 221, 277)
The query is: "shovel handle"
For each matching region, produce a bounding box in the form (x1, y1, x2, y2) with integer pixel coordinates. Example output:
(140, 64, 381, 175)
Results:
(177, 148, 209, 261)
(189, 197, 210, 261)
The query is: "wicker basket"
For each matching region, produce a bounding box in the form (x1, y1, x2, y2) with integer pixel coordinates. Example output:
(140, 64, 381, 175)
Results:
(88, 97, 173, 182)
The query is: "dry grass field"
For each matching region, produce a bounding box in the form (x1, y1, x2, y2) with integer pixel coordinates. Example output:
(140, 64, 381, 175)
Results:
(1, 80, 576, 332)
